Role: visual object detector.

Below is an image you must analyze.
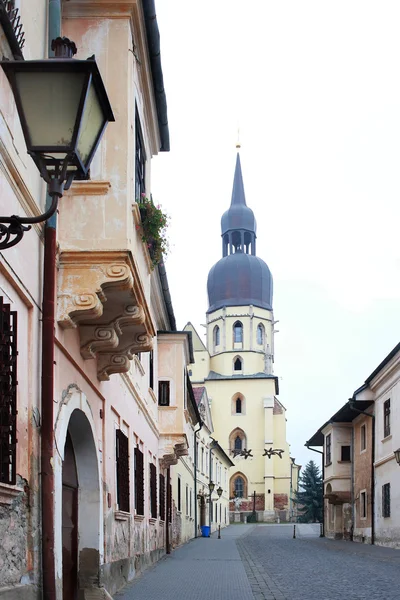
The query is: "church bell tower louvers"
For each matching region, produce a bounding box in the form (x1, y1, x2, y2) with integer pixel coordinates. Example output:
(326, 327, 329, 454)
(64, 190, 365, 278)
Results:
(186, 153, 299, 522)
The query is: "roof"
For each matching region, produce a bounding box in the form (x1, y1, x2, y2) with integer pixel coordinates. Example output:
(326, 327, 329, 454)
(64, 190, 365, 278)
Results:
(364, 342, 400, 386)
(192, 386, 205, 406)
(187, 375, 201, 424)
(306, 400, 374, 447)
(210, 437, 235, 467)
(221, 153, 256, 235)
(205, 371, 279, 394)
(142, 0, 170, 151)
(157, 263, 176, 331)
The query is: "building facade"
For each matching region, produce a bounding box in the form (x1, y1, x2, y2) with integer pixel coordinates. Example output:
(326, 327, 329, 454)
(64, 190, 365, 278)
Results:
(186, 153, 299, 522)
(307, 342, 400, 548)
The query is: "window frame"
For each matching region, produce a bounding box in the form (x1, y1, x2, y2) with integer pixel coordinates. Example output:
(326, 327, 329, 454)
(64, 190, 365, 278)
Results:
(382, 483, 391, 518)
(158, 380, 170, 406)
(234, 476, 244, 497)
(360, 490, 367, 520)
(233, 321, 243, 344)
(340, 445, 351, 462)
(383, 399, 391, 438)
(177, 475, 182, 512)
(134, 446, 144, 515)
(235, 397, 242, 414)
(360, 423, 366, 452)
(325, 433, 332, 466)
(116, 430, 130, 513)
(234, 356, 243, 371)
(135, 106, 146, 200)
(214, 325, 220, 348)
(159, 473, 166, 521)
(256, 323, 264, 345)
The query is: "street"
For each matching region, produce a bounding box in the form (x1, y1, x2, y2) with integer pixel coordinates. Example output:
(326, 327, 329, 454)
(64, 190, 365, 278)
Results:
(116, 524, 400, 600)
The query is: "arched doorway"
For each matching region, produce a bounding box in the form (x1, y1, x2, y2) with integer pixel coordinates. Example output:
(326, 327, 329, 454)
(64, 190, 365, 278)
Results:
(62, 433, 78, 599)
(55, 388, 103, 600)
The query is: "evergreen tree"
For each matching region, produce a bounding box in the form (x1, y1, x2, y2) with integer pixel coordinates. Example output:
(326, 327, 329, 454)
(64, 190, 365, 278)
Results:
(293, 460, 323, 523)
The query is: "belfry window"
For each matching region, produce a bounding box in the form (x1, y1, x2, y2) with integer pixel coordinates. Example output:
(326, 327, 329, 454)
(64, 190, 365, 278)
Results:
(234, 436, 242, 451)
(233, 321, 243, 344)
(234, 476, 244, 497)
(257, 324, 264, 345)
(236, 398, 242, 413)
(214, 325, 220, 348)
(234, 357, 242, 371)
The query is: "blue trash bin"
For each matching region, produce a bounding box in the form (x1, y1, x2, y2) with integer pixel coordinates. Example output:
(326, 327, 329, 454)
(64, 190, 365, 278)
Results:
(201, 525, 210, 538)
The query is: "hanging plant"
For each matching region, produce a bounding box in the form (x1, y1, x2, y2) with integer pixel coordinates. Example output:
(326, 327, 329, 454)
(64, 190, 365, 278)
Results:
(137, 194, 170, 268)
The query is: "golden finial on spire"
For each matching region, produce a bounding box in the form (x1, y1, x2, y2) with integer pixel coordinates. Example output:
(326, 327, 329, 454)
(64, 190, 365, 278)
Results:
(236, 127, 241, 149)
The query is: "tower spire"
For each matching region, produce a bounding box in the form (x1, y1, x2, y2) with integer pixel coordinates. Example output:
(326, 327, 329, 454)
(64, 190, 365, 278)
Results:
(231, 153, 247, 206)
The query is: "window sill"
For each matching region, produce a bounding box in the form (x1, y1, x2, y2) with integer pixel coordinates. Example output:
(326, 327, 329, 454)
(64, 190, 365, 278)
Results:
(337, 460, 351, 464)
(115, 510, 130, 521)
(325, 462, 332, 467)
(149, 517, 157, 525)
(0, 482, 24, 506)
(158, 406, 177, 411)
(134, 514, 145, 522)
(382, 434, 392, 443)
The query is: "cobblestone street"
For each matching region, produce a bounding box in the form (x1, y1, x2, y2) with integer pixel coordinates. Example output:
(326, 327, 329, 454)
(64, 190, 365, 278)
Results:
(116, 524, 400, 600)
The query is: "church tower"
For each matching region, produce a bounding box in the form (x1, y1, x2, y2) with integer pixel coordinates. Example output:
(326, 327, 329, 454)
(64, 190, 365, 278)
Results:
(186, 153, 299, 522)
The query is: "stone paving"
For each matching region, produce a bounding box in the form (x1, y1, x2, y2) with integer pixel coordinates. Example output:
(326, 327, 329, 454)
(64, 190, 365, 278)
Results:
(116, 523, 400, 600)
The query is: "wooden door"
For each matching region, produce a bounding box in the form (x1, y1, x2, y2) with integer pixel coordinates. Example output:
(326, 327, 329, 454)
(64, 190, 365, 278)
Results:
(62, 432, 78, 600)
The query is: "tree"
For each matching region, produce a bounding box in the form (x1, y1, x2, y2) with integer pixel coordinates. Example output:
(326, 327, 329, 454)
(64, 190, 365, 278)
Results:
(293, 460, 323, 523)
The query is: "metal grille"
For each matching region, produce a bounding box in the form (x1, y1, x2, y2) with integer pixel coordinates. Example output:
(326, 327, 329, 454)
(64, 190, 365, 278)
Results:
(0, 0, 25, 55)
(159, 473, 165, 521)
(382, 483, 390, 518)
(135, 108, 146, 200)
(134, 447, 144, 515)
(116, 430, 130, 512)
(0, 296, 18, 485)
(168, 477, 172, 523)
(384, 399, 391, 438)
(150, 463, 157, 518)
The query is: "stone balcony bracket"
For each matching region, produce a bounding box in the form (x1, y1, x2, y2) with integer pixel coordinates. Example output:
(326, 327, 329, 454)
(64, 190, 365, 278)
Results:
(57, 250, 155, 380)
(159, 435, 189, 470)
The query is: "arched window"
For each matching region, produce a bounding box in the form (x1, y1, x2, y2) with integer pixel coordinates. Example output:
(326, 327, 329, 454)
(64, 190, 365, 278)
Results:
(214, 325, 220, 348)
(235, 398, 242, 414)
(234, 436, 242, 450)
(234, 357, 242, 371)
(233, 321, 243, 344)
(234, 476, 245, 497)
(257, 323, 264, 345)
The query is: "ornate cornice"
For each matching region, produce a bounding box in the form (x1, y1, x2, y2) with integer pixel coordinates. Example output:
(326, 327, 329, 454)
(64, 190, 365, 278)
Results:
(65, 180, 111, 196)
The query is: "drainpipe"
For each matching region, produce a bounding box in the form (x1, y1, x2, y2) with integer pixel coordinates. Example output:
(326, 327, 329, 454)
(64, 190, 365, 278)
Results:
(42, 3, 61, 599)
(349, 401, 375, 545)
(166, 467, 170, 554)
(351, 427, 354, 541)
(194, 421, 203, 538)
(305, 445, 324, 537)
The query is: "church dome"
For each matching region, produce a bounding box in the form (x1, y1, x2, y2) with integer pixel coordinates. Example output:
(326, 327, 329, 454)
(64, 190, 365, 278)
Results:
(206, 152, 273, 314)
(207, 252, 273, 313)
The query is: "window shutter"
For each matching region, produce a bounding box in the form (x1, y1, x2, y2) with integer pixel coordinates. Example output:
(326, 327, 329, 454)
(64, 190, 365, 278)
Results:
(159, 473, 165, 521)
(150, 463, 157, 518)
(116, 430, 130, 512)
(0, 297, 18, 485)
(135, 447, 144, 515)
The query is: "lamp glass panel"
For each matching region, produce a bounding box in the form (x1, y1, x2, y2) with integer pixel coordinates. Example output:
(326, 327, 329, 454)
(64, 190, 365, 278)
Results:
(77, 82, 105, 166)
(14, 71, 85, 148)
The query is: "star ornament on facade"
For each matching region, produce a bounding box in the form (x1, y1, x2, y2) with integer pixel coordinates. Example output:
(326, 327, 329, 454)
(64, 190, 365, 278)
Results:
(263, 448, 284, 459)
(240, 448, 253, 459)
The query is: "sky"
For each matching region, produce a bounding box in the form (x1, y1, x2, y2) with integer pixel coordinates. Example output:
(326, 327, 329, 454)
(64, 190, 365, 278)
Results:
(151, 1, 400, 470)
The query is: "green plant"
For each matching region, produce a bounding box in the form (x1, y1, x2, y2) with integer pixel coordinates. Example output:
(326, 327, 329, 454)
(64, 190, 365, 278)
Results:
(293, 460, 323, 523)
(137, 194, 170, 268)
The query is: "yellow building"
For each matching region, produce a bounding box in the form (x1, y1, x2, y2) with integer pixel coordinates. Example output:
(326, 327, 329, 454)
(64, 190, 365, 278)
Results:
(186, 153, 300, 522)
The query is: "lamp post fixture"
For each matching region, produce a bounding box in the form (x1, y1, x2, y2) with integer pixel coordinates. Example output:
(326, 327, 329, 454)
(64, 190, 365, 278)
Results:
(394, 448, 400, 465)
(0, 37, 114, 249)
(217, 486, 223, 498)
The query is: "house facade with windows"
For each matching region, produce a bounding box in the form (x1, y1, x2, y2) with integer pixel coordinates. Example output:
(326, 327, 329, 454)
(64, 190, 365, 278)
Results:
(185, 153, 299, 522)
(307, 342, 400, 548)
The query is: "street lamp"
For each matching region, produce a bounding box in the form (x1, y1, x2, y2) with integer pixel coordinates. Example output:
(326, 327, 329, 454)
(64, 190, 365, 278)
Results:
(217, 486, 223, 498)
(209, 481, 215, 494)
(394, 448, 400, 465)
(0, 37, 114, 249)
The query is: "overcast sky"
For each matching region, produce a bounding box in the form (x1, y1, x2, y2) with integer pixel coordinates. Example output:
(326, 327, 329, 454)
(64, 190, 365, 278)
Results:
(151, 1, 400, 469)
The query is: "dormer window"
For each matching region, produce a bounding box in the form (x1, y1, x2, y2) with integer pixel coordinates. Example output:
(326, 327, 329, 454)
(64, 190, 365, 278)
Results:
(234, 357, 242, 371)
(214, 325, 220, 349)
(233, 321, 243, 344)
(256, 323, 264, 345)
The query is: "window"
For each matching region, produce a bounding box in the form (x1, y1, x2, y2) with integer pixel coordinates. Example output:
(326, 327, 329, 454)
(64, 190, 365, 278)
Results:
(234, 357, 242, 371)
(190, 489, 192, 517)
(158, 381, 170, 406)
(256, 323, 264, 345)
(149, 463, 157, 518)
(134, 447, 144, 515)
(341, 446, 351, 462)
(233, 321, 243, 343)
(215, 502, 217, 522)
(234, 476, 244, 497)
(382, 483, 391, 518)
(360, 424, 366, 452)
(325, 433, 332, 465)
(201, 447, 204, 473)
(220, 503, 222, 523)
(135, 107, 146, 200)
(234, 436, 242, 451)
(159, 474, 165, 521)
(168, 477, 172, 523)
(0, 297, 17, 485)
(149, 350, 154, 390)
(177, 476, 181, 512)
(186, 484, 189, 515)
(360, 491, 367, 519)
(116, 430, 130, 512)
(214, 325, 220, 348)
(384, 399, 391, 438)
(235, 398, 242, 414)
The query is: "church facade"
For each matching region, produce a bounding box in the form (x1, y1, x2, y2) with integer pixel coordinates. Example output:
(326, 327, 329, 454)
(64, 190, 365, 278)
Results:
(186, 153, 300, 522)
